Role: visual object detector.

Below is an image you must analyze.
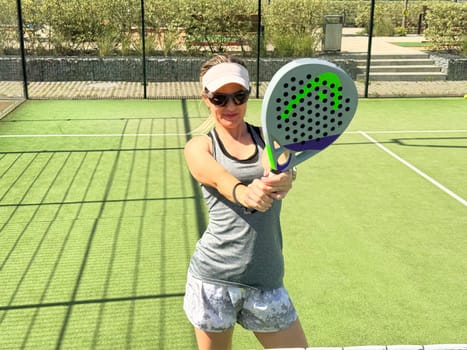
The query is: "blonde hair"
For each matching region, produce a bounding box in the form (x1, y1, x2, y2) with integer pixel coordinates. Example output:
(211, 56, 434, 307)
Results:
(192, 55, 248, 135)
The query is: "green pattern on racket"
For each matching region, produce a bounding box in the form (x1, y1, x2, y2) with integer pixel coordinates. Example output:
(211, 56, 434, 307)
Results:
(261, 58, 358, 172)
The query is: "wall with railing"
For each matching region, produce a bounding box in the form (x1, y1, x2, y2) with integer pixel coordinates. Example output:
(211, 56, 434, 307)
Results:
(1, 0, 464, 100)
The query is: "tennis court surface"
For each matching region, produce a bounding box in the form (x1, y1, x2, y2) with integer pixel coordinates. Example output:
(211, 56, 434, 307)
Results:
(0, 98, 466, 349)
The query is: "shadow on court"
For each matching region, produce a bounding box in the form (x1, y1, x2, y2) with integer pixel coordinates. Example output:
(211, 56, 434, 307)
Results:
(0, 99, 205, 349)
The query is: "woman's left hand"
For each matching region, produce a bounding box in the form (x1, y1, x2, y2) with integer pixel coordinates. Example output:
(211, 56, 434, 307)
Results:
(261, 169, 294, 200)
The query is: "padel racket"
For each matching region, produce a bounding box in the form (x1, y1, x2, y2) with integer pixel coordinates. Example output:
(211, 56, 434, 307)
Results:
(261, 58, 358, 172)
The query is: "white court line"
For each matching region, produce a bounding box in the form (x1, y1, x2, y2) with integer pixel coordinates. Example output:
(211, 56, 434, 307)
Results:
(2, 129, 467, 138)
(0, 133, 188, 138)
(347, 129, 467, 134)
(359, 131, 467, 207)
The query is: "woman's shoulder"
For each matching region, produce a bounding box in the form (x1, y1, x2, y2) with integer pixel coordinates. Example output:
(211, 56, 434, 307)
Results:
(185, 134, 212, 153)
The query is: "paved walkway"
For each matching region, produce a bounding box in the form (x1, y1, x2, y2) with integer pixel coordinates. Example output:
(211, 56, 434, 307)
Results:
(340, 27, 426, 55)
(340, 28, 466, 97)
(0, 29, 465, 99)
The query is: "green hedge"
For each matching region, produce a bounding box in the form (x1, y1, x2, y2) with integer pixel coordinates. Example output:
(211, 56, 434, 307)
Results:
(0, 0, 465, 57)
(263, 0, 325, 57)
(424, 2, 466, 53)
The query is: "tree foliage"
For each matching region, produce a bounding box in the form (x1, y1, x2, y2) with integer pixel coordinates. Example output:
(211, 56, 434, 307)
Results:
(0, 0, 465, 56)
(424, 2, 466, 53)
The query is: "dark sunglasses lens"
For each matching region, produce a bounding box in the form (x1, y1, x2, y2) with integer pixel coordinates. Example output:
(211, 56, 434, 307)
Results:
(207, 90, 249, 106)
(210, 94, 228, 106)
(233, 91, 249, 105)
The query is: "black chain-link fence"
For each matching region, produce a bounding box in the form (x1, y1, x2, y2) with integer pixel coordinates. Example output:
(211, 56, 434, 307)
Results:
(1, 0, 464, 100)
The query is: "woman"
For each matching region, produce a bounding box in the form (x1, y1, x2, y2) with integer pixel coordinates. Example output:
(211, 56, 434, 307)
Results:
(183, 54, 308, 350)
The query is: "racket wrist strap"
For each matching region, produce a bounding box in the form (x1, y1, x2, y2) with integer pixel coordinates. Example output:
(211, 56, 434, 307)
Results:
(232, 182, 247, 207)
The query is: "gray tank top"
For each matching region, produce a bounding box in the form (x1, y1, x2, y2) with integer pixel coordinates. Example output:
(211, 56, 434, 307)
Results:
(188, 123, 284, 290)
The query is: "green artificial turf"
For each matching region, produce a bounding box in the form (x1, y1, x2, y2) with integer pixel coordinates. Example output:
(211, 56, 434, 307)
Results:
(390, 42, 428, 48)
(0, 98, 466, 349)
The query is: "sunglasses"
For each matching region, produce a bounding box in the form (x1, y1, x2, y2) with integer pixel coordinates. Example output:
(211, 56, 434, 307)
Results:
(204, 89, 250, 107)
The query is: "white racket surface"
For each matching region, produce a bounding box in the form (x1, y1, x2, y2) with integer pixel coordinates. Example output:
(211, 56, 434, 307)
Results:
(261, 58, 358, 172)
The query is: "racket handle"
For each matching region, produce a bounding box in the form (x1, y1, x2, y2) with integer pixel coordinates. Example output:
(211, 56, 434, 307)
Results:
(271, 167, 296, 179)
(265, 144, 296, 172)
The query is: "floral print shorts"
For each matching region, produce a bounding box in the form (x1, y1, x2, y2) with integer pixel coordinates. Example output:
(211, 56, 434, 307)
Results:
(183, 273, 297, 333)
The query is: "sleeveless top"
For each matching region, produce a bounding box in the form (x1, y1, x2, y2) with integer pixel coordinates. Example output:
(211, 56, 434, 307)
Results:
(188, 123, 284, 290)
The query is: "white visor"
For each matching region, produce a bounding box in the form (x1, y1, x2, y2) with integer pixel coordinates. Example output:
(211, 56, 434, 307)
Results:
(202, 62, 250, 92)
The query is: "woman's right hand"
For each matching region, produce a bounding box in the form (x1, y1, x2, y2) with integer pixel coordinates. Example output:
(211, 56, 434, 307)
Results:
(236, 179, 274, 212)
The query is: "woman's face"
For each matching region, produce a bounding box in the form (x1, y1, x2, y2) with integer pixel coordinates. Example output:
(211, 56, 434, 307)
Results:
(203, 83, 248, 129)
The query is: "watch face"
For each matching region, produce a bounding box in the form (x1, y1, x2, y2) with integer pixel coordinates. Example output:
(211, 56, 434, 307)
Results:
(292, 167, 297, 180)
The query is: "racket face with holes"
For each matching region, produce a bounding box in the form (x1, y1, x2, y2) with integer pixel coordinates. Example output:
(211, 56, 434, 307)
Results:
(261, 58, 358, 172)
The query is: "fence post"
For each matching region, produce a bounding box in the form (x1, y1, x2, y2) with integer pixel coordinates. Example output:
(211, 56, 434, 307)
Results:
(16, 0, 28, 99)
(140, 0, 147, 99)
(255, 0, 262, 98)
(364, 0, 376, 98)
